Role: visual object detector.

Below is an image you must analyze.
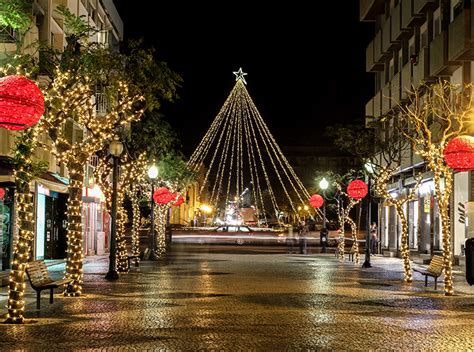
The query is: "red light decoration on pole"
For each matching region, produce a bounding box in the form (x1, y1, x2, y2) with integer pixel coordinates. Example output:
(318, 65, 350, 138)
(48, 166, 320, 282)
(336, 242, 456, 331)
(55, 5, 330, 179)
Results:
(0, 76, 44, 130)
(153, 187, 175, 204)
(347, 180, 368, 200)
(172, 194, 184, 206)
(309, 194, 324, 208)
(443, 135, 474, 172)
(0, 188, 5, 200)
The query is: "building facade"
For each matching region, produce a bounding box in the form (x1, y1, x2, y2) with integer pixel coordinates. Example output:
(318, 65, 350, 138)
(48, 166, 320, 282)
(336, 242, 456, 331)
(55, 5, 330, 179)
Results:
(0, 0, 123, 269)
(361, 0, 474, 262)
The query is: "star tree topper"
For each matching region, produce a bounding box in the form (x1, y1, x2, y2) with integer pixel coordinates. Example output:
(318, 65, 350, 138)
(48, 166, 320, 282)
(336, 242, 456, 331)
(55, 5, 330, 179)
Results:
(233, 67, 247, 85)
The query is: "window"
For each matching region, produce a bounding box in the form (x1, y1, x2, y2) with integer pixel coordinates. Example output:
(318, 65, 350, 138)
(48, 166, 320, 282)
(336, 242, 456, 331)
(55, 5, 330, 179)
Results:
(433, 8, 441, 38)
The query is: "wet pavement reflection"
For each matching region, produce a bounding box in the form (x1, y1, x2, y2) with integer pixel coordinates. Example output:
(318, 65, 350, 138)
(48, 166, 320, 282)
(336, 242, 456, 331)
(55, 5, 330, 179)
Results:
(0, 243, 473, 351)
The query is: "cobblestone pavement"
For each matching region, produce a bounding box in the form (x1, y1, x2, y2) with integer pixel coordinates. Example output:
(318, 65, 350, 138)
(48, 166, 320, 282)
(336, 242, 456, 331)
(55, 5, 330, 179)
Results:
(0, 244, 473, 351)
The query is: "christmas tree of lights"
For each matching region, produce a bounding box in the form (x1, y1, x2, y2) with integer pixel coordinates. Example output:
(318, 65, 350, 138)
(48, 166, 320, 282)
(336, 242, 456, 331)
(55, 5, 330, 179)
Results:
(188, 69, 321, 224)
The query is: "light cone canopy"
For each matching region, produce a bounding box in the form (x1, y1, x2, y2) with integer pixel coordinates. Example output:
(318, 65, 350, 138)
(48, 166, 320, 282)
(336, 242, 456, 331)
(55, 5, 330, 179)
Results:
(188, 69, 321, 224)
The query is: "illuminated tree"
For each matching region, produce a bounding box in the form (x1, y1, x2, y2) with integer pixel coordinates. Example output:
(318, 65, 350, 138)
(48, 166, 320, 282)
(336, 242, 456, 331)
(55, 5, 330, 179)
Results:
(0, 64, 46, 323)
(95, 152, 147, 272)
(397, 80, 473, 296)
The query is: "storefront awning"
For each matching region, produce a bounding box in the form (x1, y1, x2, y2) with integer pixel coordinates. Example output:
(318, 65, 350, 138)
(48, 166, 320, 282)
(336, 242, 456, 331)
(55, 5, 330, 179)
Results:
(36, 172, 69, 194)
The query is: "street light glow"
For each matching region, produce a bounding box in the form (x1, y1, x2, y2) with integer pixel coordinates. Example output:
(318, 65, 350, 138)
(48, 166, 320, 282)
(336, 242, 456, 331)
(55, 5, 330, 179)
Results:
(319, 177, 329, 190)
(147, 165, 158, 179)
(200, 204, 213, 213)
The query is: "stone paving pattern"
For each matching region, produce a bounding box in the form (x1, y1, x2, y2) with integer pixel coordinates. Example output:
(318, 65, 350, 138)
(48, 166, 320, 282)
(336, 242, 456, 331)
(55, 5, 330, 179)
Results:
(0, 244, 473, 351)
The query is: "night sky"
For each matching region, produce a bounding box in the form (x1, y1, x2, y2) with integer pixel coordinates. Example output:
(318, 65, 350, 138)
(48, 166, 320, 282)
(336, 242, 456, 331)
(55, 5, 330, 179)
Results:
(113, 1, 375, 157)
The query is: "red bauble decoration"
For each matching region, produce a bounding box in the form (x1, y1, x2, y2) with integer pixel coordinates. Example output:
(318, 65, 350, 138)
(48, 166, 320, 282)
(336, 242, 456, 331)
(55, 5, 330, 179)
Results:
(309, 194, 324, 208)
(172, 194, 184, 207)
(347, 180, 368, 200)
(0, 188, 5, 200)
(0, 75, 44, 130)
(443, 135, 474, 172)
(153, 187, 174, 204)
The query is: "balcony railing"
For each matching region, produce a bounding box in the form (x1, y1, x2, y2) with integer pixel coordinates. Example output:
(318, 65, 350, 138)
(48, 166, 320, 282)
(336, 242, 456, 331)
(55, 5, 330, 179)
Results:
(95, 92, 109, 115)
(0, 26, 16, 43)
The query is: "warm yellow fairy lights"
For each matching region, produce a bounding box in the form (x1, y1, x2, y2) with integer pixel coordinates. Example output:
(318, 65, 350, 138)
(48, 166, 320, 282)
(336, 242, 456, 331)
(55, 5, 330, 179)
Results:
(187, 74, 321, 223)
(334, 183, 361, 261)
(41, 67, 145, 294)
(373, 166, 421, 283)
(5, 122, 42, 323)
(395, 80, 473, 296)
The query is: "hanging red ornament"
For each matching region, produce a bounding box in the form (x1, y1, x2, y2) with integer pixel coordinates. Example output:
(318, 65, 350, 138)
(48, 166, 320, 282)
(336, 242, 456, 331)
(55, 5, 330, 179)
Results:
(172, 194, 184, 207)
(153, 187, 175, 204)
(309, 194, 324, 208)
(0, 75, 44, 130)
(443, 135, 474, 172)
(0, 187, 5, 200)
(347, 180, 368, 200)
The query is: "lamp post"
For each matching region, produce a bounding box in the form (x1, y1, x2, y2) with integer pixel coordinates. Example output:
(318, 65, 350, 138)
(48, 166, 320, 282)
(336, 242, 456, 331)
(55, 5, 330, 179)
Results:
(105, 135, 123, 280)
(362, 162, 374, 269)
(147, 164, 158, 257)
(319, 177, 329, 253)
(319, 177, 329, 229)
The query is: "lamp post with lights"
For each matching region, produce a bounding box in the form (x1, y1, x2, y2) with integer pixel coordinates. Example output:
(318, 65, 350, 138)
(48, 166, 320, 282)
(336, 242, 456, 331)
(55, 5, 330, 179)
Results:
(147, 164, 158, 257)
(105, 136, 123, 280)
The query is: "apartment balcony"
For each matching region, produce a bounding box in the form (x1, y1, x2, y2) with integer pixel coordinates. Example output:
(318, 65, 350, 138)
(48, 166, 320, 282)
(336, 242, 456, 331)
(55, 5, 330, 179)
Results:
(382, 17, 398, 53)
(360, 0, 384, 21)
(429, 33, 458, 76)
(373, 90, 382, 118)
(401, 0, 423, 28)
(392, 1, 412, 41)
(413, 0, 436, 15)
(365, 97, 374, 117)
(392, 72, 401, 102)
(366, 40, 384, 72)
(373, 30, 385, 63)
(0, 129, 15, 157)
(400, 147, 413, 170)
(401, 62, 412, 100)
(381, 83, 391, 115)
(448, 9, 474, 61)
(413, 47, 431, 85)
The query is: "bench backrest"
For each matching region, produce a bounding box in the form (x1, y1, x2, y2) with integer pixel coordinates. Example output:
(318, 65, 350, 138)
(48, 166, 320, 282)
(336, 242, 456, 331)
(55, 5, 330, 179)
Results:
(428, 255, 444, 276)
(26, 260, 54, 288)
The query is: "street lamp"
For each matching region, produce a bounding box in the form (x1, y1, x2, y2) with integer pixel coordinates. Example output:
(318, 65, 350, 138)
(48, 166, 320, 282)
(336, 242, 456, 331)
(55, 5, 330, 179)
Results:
(319, 177, 329, 229)
(105, 135, 123, 280)
(362, 162, 373, 269)
(147, 164, 158, 257)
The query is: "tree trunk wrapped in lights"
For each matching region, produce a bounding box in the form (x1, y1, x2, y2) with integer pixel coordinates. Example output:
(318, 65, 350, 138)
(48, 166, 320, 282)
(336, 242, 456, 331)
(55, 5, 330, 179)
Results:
(116, 201, 128, 272)
(154, 204, 169, 258)
(95, 153, 147, 272)
(5, 125, 46, 323)
(335, 190, 360, 261)
(130, 183, 141, 265)
(64, 167, 85, 296)
(372, 166, 421, 283)
(397, 80, 472, 296)
(43, 69, 145, 295)
(345, 217, 360, 263)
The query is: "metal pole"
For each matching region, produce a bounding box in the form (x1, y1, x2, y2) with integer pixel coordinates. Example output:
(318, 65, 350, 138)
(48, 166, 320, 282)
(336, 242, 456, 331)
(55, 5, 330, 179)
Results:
(362, 177, 372, 268)
(150, 182, 155, 257)
(105, 156, 119, 280)
(322, 201, 326, 230)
